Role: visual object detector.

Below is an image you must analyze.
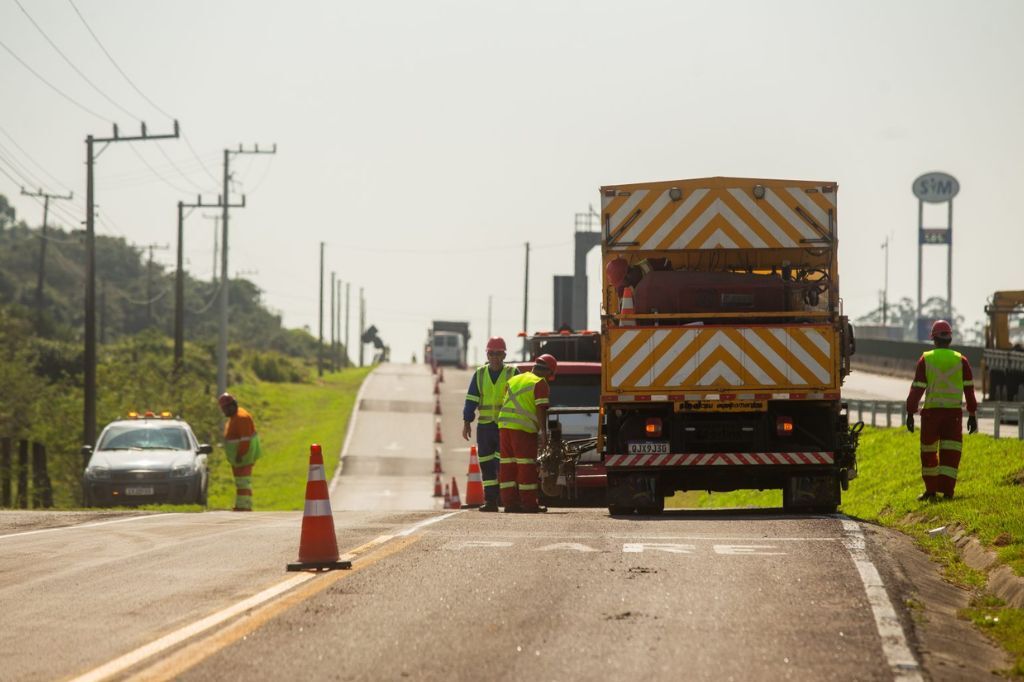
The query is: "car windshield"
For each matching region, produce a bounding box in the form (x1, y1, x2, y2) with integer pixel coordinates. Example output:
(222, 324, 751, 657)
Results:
(548, 374, 601, 408)
(98, 425, 191, 451)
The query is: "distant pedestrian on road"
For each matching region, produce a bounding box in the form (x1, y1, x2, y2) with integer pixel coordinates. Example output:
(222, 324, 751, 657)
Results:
(219, 392, 263, 511)
(905, 320, 978, 501)
(463, 337, 518, 512)
(497, 354, 556, 513)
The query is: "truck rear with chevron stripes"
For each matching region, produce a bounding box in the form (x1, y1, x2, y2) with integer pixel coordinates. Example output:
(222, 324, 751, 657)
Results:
(598, 177, 861, 514)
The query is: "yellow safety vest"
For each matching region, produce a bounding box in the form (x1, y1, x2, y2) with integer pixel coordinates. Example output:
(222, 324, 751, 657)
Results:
(474, 365, 516, 425)
(922, 349, 964, 410)
(498, 373, 548, 434)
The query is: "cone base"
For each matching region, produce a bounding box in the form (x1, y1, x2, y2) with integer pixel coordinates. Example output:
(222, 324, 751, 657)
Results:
(460, 503, 483, 509)
(286, 559, 352, 572)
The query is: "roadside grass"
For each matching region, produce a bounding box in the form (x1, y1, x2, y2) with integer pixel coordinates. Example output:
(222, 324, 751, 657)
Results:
(667, 426, 1024, 672)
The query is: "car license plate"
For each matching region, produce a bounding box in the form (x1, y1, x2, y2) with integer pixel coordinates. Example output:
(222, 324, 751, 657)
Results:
(125, 486, 154, 496)
(627, 441, 670, 455)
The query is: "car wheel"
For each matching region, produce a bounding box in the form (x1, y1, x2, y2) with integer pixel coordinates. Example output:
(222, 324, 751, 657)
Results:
(196, 475, 208, 507)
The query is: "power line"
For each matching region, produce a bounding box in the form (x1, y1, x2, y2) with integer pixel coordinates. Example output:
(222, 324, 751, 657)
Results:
(0, 37, 108, 121)
(154, 141, 212, 194)
(14, 0, 137, 121)
(0, 123, 75, 194)
(127, 142, 192, 194)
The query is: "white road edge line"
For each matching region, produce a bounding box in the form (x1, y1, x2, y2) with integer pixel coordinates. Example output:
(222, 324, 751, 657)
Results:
(67, 510, 459, 682)
(329, 365, 375, 495)
(0, 513, 181, 541)
(839, 516, 923, 681)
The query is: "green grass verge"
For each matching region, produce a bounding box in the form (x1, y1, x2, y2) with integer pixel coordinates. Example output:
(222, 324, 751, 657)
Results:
(202, 367, 371, 511)
(667, 427, 1024, 672)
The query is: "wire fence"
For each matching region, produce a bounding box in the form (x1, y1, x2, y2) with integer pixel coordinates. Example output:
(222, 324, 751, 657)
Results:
(847, 399, 1024, 440)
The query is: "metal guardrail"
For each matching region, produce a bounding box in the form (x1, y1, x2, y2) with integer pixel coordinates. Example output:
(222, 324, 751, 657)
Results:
(846, 400, 1024, 440)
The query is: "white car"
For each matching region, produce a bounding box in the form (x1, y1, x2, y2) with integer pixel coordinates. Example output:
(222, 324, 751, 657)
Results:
(81, 412, 211, 507)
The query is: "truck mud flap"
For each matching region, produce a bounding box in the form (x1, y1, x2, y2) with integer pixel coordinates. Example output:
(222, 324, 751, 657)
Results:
(607, 472, 658, 509)
(782, 474, 839, 513)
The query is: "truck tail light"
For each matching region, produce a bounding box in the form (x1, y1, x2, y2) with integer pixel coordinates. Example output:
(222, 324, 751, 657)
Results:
(776, 416, 794, 436)
(645, 418, 663, 438)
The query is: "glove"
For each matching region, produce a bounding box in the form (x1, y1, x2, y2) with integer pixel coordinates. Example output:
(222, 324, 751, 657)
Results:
(906, 413, 915, 433)
(967, 415, 978, 435)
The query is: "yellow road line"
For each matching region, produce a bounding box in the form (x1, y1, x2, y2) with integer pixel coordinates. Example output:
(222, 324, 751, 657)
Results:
(124, 535, 420, 682)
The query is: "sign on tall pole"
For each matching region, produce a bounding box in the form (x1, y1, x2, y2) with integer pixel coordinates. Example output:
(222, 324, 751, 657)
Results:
(913, 171, 959, 340)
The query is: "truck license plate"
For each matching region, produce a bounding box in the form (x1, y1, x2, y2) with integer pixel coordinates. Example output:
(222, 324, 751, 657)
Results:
(627, 441, 670, 455)
(125, 486, 154, 496)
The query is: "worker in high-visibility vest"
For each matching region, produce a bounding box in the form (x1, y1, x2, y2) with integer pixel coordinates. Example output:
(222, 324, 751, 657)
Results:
(219, 393, 263, 511)
(496, 354, 556, 513)
(462, 337, 518, 512)
(905, 320, 978, 501)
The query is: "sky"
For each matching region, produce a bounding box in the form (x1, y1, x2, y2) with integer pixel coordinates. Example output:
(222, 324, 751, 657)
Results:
(2, 0, 1022, 364)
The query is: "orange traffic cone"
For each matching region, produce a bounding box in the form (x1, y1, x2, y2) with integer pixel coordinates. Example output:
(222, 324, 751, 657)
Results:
(462, 446, 484, 508)
(433, 447, 443, 474)
(443, 483, 452, 509)
(439, 366, 445, 382)
(434, 396, 441, 415)
(433, 473, 443, 497)
(287, 444, 351, 571)
(450, 477, 462, 508)
(434, 419, 443, 444)
(620, 286, 636, 327)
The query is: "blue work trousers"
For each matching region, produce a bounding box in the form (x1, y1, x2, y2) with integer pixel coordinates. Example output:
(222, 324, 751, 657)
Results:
(477, 423, 501, 506)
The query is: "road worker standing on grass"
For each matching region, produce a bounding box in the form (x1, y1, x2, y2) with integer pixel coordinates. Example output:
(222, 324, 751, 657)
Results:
(219, 393, 263, 511)
(496, 354, 556, 513)
(462, 337, 518, 512)
(906, 320, 978, 501)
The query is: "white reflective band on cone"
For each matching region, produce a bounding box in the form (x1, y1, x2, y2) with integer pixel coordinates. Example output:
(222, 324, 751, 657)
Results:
(304, 498, 332, 516)
(307, 465, 326, 482)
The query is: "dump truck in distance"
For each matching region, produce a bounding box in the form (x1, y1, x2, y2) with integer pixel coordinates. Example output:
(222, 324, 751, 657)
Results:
(598, 177, 861, 514)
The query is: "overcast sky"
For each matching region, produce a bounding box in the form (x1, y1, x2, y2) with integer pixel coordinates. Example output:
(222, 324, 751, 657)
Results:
(2, 0, 1022, 364)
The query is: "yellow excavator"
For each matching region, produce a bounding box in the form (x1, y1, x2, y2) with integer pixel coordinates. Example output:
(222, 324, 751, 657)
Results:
(982, 291, 1024, 401)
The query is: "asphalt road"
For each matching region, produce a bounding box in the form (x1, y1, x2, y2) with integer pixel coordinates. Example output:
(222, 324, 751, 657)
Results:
(0, 363, 1007, 680)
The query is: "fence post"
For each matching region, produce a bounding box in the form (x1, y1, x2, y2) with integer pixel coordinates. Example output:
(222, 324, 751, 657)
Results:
(31, 442, 52, 509)
(17, 439, 28, 509)
(871, 402, 878, 427)
(994, 403, 1002, 439)
(856, 400, 863, 423)
(1, 438, 10, 507)
(1019, 406, 1024, 441)
(885, 402, 892, 428)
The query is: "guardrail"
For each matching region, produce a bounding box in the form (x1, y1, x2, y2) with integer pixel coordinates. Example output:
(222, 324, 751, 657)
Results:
(846, 400, 1024, 440)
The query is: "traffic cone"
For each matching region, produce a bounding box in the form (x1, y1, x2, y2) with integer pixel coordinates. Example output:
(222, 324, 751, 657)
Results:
(462, 446, 484, 508)
(433, 473, 443, 497)
(439, 366, 445, 382)
(286, 444, 351, 571)
(434, 419, 443, 444)
(443, 483, 452, 509)
(433, 447, 443, 474)
(434, 379, 440, 395)
(434, 396, 441, 415)
(620, 286, 636, 327)
(450, 477, 462, 508)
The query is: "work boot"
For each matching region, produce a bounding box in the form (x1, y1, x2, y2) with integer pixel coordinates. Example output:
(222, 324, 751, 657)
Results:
(479, 503, 499, 513)
(916, 492, 936, 502)
(503, 504, 523, 514)
(942, 492, 955, 500)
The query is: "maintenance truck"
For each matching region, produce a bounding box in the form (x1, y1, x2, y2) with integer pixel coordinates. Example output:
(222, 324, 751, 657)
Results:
(981, 290, 1024, 402)
(598, 177, 861, 514)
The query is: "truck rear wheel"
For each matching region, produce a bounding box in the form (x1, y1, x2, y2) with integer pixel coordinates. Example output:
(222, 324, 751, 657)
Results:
(637, 496, 665, 515)
(783, 475, 839, 514)
(608, 504, 635, 516)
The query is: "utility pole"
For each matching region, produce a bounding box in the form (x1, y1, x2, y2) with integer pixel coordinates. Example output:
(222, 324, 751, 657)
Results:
(345, 282, 351, 368)
(317, 242, 325, 377)
(176, 196, 235, 371)
(330, 270, 336, 373)
(99, 279, 107, 345)
(141, 242, 170, 328)
(487, 294, 492, 339)
(218, 142, 277, 396)
(359, 287, 365, 367)
(881, 236, 890, 327)
(522, 242, 530, 361)
(21, 187, 73, 325)
(202, 213, 220, 283)
(85, 121, 179, 448)
(335, 278, 342, 370)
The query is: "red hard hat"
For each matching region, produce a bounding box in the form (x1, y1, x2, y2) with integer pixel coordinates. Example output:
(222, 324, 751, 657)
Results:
(218, 392, 236, 409)
(485, 336, 507, 352)
(605, 258, 629, 287)
(535, 353, 558, 377)
(930, 320, 953, 339)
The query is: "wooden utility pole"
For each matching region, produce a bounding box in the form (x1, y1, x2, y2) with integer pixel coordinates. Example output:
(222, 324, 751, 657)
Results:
(20, 187, 73, 325)
(522, 242, 530, 361)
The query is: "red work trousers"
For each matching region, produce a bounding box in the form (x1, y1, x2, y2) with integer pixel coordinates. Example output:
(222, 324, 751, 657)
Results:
(919, 409, 963, 496)
(498, 428, 539, 510)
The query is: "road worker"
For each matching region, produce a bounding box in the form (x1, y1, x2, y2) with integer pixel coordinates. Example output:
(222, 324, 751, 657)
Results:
(905, 320, 978, 501)
(496, 354, 556, 513)
(462, 336, 518, 512)
(218, 392, 263, 511)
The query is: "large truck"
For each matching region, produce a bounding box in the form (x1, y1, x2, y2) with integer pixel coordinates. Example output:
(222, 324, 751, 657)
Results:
(981, 291, 1024, 402)
(425, 320, 470, 368)
(598, 177, 861, 514)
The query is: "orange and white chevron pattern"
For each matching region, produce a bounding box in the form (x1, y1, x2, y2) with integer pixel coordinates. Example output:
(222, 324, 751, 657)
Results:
(601, 179, 836, 251)
(605, 325, 836, 392)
